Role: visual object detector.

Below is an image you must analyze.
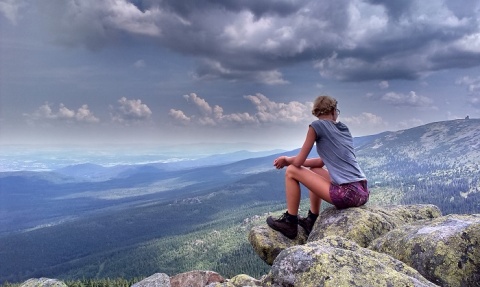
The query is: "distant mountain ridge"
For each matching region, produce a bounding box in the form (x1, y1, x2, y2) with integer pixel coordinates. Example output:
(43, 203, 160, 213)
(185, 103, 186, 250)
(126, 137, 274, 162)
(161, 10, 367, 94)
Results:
(53, 149, 285, 181)
(356, 118, 480, 165)
(353, 118, 480, 215)
(355, 118, 480, 179)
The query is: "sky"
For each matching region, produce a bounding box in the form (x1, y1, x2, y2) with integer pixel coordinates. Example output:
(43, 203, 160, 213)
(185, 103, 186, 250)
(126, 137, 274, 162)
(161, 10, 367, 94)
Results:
(1, 0, 480, 151)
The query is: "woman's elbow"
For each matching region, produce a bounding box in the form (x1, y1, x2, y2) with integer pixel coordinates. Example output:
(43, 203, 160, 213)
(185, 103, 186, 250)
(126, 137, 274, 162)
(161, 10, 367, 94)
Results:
(291, 159, 304, 167)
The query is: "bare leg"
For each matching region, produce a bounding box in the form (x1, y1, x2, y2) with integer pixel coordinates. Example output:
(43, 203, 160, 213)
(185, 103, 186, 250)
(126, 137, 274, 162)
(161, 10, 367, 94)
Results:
(308, 167, 331, 214)
(308, 190, 321, 214)
(285, 169, 301, 216)
(284, 165, 332, 216)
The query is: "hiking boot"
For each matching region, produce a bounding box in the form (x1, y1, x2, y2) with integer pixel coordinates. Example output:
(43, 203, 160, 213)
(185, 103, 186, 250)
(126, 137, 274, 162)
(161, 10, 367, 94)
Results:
(266, 212, 298, 239)
(298, 210, 318, 235)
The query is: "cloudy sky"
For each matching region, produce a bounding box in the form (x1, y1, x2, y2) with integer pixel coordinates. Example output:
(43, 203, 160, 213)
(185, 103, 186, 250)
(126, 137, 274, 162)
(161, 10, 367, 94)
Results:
(1, 0, 479, 150)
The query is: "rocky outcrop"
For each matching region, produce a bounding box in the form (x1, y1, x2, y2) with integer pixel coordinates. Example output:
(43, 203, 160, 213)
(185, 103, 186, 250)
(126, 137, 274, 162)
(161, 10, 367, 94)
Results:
(248, 224, 308, 265)
(170, 270, 224, 287)
(207, 274, 263, 287)
(249, 204, 441, 264)
(264, 236, 438, 287)
(20, 278, 67, 287)
(370, 214, 480, 287)
(308, 204, 441, 246)
(131, 273, 171, 287)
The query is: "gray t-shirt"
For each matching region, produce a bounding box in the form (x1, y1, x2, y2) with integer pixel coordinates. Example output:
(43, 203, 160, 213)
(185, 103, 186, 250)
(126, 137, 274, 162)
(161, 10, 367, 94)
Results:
(310, 120, 366, 185)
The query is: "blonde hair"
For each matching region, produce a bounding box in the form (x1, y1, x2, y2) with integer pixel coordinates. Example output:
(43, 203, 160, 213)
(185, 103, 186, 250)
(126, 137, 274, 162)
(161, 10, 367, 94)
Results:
(312, 95, 337, 117)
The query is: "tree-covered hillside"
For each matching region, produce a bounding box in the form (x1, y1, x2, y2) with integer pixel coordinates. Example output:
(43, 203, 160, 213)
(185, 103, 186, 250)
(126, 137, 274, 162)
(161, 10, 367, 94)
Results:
(357, 119, 480, 214)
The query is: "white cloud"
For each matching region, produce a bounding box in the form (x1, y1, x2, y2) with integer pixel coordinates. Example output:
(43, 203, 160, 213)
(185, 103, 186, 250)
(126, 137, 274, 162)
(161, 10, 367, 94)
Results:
(455, 76, 480, 109)
(0, 0, 26, 24)
(58, 104, 75, 119)
(381, 91, 435, 108)
(170, 93, 312, 127)
(379, 80, 389, 89)
(468, 97, 480, 109)
(456, 76, 480, 93)
(244, 94, 311, 123)
(133, 59, 146, 68)
(184, 93, 213, 115)
(341, 112, 388, 136)
(76, 104, 100, 123)
(24, 103, 99, 124)
(342, 112, 386, 126)
(397, 118, 425, 130)
(168, 109, 190, 124)
(105, 0, 161, 36)
(110, 97, 152, 124)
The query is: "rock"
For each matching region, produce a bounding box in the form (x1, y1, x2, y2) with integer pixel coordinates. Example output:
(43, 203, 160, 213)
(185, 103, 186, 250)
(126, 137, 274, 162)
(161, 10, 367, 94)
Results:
(228, 274, 263, 286)
(206, 274, 263, 287)
(370, 214, 480, 287)
(170, 270, 225, 287)
(308, 204, 441, 247)
(205, 282, 235, 287)
(132, 273, 171, 287)
(20, 278, 67, 287)
(248, 225, 308, 265)
(265, 236, 439, 287)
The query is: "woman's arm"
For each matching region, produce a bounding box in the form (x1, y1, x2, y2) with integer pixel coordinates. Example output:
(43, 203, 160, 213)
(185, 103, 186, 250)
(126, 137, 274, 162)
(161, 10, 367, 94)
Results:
(291, 126, 316, 167)
(273, 126, 319, 169)
(273, 155, 324, 169)
(303, 157, 324, 168)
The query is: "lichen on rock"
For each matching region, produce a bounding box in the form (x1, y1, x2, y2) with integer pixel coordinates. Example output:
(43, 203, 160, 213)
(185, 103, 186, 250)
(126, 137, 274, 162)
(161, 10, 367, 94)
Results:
(248, 225, 307, 265)
(131, 273, 171, 287)
(266, 236, 438, 287)
(20, 278, 68, 287)
(308, 204, 441, 247)
(370, 214, 480, 287)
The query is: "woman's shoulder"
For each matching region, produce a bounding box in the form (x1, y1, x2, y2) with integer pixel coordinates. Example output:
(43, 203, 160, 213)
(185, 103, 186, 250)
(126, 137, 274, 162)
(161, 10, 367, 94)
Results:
(311, 119, 339, 128)
(311, 119, 334, 125)
(312, 120, 350, 133)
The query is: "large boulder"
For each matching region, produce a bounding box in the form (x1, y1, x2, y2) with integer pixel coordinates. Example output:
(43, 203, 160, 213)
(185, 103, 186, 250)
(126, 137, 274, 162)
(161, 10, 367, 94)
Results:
(20, 278, 67, 287)
(206, 274, 263, 287)
(370, 214, 480, 287)
(308, 204, 441, 247)
(170, 270, 224, 287)
(249, 204, 440, 265)
(227, 274, 263, 287)
(132, 273, 171, 287)
(264, 236, 438, 287)
(248, 225, 308, 265)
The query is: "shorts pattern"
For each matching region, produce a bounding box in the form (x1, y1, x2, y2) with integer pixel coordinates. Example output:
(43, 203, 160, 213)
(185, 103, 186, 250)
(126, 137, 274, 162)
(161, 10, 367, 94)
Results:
(329, 180, 369, 209)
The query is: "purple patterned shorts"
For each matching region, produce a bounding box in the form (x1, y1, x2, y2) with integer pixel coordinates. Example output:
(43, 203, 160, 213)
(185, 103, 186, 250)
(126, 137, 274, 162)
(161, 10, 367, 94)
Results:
(330, 180, 369, 209)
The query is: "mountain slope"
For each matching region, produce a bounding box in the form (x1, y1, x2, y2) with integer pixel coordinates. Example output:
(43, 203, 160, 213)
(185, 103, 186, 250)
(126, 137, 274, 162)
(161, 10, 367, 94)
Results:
(356, 118, 480, 214)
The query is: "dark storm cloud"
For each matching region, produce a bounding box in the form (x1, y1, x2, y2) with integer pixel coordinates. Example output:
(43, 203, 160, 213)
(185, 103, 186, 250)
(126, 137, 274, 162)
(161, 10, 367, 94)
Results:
(24, 0, 480, 83)
(364, 0, 414, 20)
(153, 0, 305, 18)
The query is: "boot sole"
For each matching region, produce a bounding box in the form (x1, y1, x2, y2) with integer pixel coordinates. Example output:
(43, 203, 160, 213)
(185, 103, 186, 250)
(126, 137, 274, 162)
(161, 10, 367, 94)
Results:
(266, 217, 297, 239)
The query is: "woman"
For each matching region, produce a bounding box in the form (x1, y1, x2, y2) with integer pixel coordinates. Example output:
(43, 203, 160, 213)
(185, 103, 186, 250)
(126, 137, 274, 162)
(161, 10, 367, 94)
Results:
(267, 95, 369, 239)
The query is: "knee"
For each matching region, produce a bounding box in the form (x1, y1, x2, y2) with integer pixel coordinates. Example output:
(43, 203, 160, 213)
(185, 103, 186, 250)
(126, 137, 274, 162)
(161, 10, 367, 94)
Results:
(285, 165, 300, 178)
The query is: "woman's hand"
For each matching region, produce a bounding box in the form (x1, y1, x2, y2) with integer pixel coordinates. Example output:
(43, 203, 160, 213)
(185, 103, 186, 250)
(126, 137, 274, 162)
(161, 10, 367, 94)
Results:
(273, 156, 289, 169)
